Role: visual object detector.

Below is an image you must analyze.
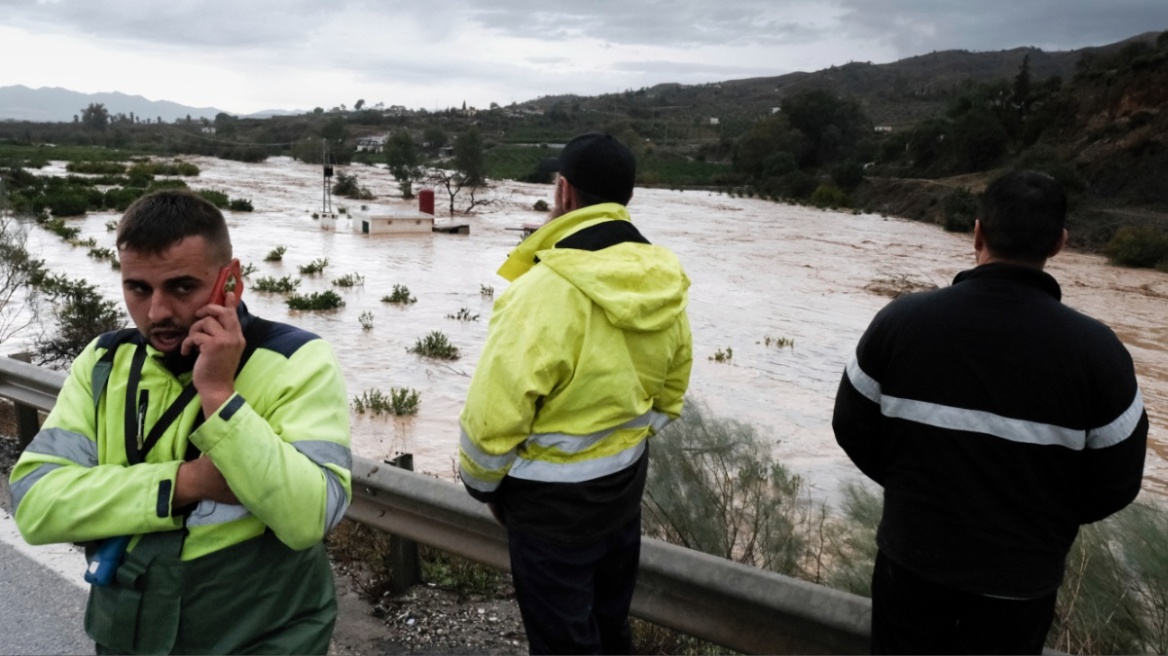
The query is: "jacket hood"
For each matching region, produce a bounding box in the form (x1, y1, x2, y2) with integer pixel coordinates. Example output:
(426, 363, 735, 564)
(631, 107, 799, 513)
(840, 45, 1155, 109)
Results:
(537, 240, 689, 332)
(496, 203, 689, 332)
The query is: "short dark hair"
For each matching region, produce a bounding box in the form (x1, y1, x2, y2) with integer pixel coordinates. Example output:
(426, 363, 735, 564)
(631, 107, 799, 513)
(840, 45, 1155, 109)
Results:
(117, 190, 232, 263)
(979, 170, 1066, 263)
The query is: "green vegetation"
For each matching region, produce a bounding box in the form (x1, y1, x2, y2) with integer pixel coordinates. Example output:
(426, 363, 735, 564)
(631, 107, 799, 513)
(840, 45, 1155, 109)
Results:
(34, 275, 125, 370)
(332, 272, 365, 288)
(298, 257, 329, 275)
(332, 171, 373, 199)
(252, 275, 300, 293)
(381, 284, 416, 305)
(762, 335, 795, 349)
(66, 161, 126, 175)
(351, 387, 421, 416)
(385, 131, 422, 198)
(358, 311, 374, 330)
(942, 188, 979, 233)
(479, 284, 494, 299)
(286, 290, 344, 311)
(1106, 225, 1168, 268)
(645, 401, 810, 576)
(264, 245, 287, 262)
(228, 198, 254, 212)
(408, 330, 459, 360)
(811, 184, 849, 209)
(708, 347, 733, 363)
(445, 307, 479, 322)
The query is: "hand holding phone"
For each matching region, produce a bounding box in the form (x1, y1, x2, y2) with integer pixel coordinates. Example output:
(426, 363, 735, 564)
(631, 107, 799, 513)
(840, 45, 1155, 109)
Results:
(209, 266, 243, 306)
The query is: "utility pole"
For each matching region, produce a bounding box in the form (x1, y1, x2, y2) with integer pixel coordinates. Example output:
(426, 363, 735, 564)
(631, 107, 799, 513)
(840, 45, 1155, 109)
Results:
(322, 139, 334, 216)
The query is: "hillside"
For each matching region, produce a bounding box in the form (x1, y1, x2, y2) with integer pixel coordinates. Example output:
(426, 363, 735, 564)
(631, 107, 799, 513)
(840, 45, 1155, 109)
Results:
(523, 33, 1158, 133)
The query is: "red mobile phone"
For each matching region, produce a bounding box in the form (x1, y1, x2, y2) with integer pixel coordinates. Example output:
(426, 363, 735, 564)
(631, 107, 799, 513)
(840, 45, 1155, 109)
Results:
(209, 266, 242, 305)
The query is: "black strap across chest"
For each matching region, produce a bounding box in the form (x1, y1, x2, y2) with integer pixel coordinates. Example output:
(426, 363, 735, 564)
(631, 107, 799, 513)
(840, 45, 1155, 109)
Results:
(98, 318, 272, 464)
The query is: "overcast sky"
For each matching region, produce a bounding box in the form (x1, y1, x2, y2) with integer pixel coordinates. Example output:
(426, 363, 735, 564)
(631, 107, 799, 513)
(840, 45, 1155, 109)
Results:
(1, 1, 1164, 115)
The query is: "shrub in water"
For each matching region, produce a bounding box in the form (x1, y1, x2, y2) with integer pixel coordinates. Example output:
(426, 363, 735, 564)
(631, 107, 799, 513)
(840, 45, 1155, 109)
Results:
(298, 257, 329, 275)
(196, 189, 230, 208)
(1106, 225, 1168, 268)
(332, 273, 365, 288)
(286, 290, 344, 311)
(408, 330, 459, 360)
(382, 284, 416, 305)
(264, 245, 287, 262)
(252, 275, 300, 293)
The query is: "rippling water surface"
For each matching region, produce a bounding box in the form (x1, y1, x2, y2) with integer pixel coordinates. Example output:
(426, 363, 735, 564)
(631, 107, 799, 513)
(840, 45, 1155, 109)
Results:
(20, 156, 1168, 501)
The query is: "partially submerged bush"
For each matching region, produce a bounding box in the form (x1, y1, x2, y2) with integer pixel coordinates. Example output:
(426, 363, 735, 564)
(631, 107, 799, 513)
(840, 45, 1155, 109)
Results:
(252, 275, 300, 293)
(382, 284, 416, 305)
(298, 257, 329, 275)
(445, 307, 479, 322)
(352, 387, 421, 416)
(1106, 225, 1168, 268)
(332, 272, 365, 288)
(264, 246, 287, 262)
(408, 330, 459, 360)
(286, 290, 344, 311)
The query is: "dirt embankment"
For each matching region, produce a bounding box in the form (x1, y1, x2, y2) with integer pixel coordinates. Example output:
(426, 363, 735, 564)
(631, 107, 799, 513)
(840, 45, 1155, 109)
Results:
(852, 174, 1168, 256)
(852, 174, 991, 226)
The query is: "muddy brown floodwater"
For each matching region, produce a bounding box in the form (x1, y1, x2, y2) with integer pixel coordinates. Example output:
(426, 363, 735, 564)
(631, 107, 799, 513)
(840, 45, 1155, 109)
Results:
(19, 156, 1168, 503)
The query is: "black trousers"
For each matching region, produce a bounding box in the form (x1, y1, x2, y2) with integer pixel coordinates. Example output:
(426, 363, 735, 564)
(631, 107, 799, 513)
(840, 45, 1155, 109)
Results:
(870, 550, 1057, 655)
(507, 514, 641, 655)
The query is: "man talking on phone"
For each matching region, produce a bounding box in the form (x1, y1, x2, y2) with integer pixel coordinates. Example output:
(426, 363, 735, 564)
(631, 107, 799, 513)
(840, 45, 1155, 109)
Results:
(9, 190, 351, 654)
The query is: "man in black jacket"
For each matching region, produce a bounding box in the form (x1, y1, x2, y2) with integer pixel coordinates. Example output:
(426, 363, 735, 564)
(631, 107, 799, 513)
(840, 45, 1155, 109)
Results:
(833, 170, 1147, 655)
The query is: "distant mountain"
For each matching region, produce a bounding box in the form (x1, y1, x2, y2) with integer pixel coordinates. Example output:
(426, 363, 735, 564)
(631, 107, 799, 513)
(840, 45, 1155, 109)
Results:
(0, 85, 247, 123)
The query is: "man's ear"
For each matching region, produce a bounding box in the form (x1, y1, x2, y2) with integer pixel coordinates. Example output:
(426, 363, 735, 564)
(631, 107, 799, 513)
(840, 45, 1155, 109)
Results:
(559, 177, 579, 212)
(1048, 228, 1069, 258)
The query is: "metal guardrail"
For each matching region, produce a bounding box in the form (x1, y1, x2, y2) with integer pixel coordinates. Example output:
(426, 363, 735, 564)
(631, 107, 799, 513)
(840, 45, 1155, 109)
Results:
(0, 356, 871, 654)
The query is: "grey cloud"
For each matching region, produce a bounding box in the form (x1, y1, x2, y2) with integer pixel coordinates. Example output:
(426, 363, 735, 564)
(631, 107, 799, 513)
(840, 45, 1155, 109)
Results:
(4, 0, 341, 48)
(466, 0, 834, 47)
(833, 0, 1167, 56)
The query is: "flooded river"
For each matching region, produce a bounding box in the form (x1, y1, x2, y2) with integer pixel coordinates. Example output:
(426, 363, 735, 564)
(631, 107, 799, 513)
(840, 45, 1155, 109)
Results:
(18, 156, 1168, 502)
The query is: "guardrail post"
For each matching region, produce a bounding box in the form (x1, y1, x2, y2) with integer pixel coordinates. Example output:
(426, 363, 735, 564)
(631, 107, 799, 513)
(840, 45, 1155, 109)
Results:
(7, 352, 41, 449)
(386, 453, 422, 593)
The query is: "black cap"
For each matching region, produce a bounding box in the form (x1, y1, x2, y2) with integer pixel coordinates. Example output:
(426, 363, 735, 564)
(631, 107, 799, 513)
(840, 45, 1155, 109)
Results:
(540, 132, 636, 205)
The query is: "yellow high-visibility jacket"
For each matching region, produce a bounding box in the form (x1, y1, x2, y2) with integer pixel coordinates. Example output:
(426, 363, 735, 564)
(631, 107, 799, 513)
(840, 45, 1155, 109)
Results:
(459, 203, 692, 541)
(9, 310, 351, 653)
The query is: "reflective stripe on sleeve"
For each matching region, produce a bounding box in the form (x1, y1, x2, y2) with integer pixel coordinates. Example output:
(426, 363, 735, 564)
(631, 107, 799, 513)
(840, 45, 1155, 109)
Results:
(1086, 390, 1145, 449)
(845, 354, 882, 404)
(23, 427, 99, 467)
(9, 463, 63, 513)
(458, 427, 518, 493)
(292, 440, 352, 533)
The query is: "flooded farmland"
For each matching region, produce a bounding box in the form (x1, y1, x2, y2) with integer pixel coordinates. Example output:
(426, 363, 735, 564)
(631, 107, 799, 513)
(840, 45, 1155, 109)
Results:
(17, 155, 1168, 503)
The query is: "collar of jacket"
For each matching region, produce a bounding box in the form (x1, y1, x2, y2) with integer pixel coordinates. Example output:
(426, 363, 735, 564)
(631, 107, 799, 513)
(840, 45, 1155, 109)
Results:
(496, 203, 632, 282)
(952, 262, 1062, 302)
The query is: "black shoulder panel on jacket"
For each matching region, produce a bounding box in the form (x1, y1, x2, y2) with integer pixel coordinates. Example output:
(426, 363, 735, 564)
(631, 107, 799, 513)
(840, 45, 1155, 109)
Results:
(95, 328, 144, 350)
(258, 321, 321, 359)
(555, 221, 650, 252)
